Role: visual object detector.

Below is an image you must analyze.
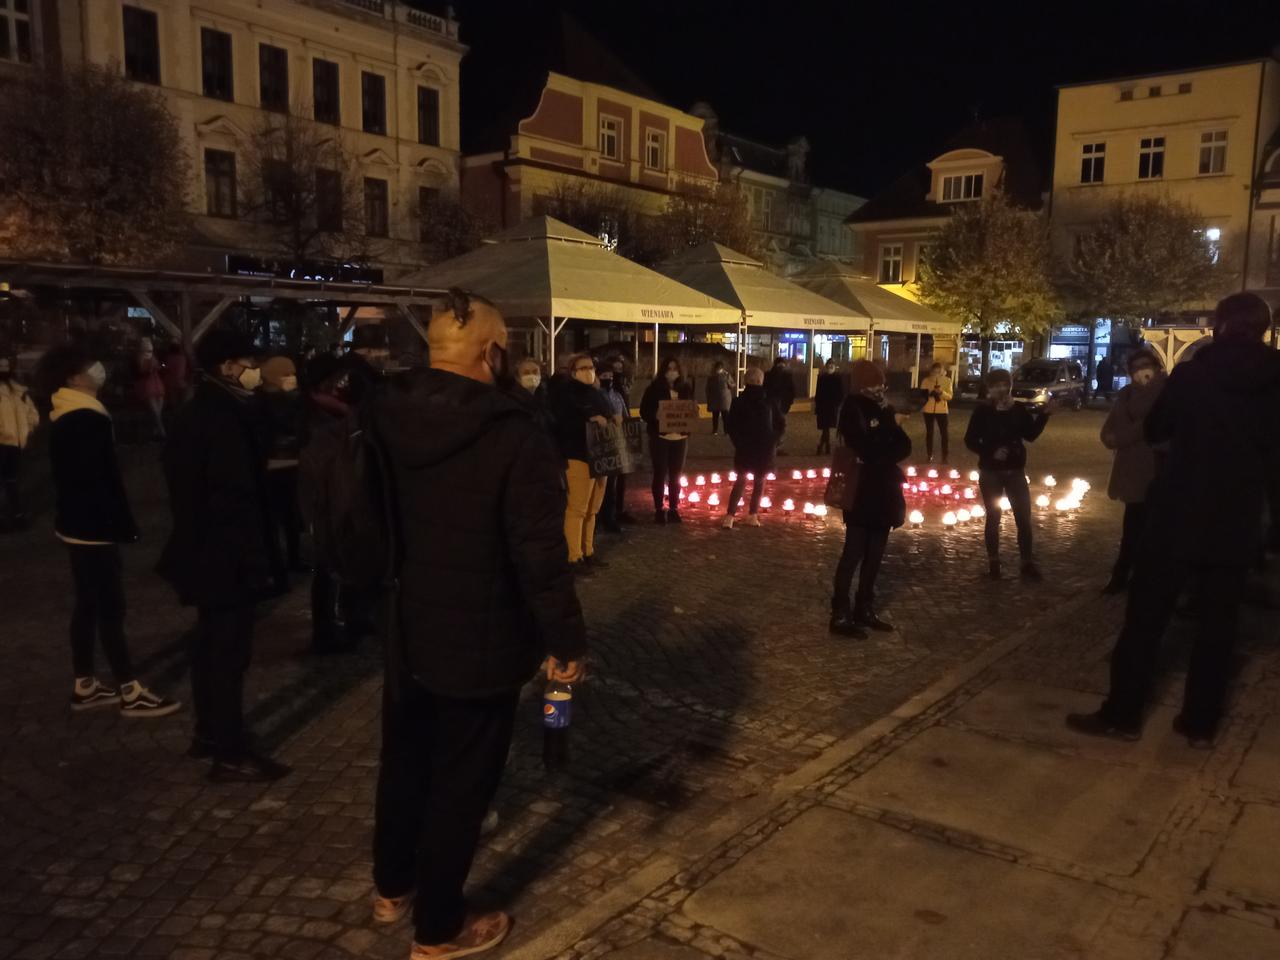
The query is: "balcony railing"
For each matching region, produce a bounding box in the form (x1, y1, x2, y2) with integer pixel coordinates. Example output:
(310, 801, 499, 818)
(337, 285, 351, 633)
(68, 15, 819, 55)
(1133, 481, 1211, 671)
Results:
(336, 0, 460, 39)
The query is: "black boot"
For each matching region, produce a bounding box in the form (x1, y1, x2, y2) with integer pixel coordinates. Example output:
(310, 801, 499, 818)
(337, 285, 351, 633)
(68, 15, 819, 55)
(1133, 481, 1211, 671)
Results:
(829, 610, 867, 638)
(988, 557, 1002, 580)
(654, 508, 668, 525)
(1101, 572, 1128, 595)
(854, 608, 895, 632)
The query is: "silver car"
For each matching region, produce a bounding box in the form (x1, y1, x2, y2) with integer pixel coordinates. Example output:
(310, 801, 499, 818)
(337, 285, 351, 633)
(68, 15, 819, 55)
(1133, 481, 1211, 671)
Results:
(1011, 359, 1087, 410)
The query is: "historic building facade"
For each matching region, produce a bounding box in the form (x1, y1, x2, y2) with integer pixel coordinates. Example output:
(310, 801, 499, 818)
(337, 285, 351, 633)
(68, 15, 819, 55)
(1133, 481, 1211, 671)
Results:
(14, 0, 465, 279)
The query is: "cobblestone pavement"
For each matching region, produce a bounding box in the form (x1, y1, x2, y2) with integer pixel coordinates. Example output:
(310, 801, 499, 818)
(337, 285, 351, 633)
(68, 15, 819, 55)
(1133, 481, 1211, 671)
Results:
(6, 406, 1255, 960)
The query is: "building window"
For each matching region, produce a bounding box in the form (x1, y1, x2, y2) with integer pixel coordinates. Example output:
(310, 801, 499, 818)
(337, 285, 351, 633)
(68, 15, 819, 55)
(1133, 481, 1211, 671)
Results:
(122, 5, 160, 84)
(316, 169, 343, 232)
(312, 59, 340, 125)
(418, 185, 439, 242)
(200, 28, 233, 101)
(259, 44, 288, 112)
(879, 244, 903, 283)
(1119, 88, 1134, 102)
(914, 243, 931, 281)
(940, 172, 983, 202)
(1178, 81, 1193, 94)
(1148, 85, 1162, 97)
(203, 149, 236, 218)
(0, 0, 33, 64)
(262, 159, 292, 224)
(364, 177, 388, 237)
(1080, 142, 1106, 184)
(417, 86, 440, 146)
(361, 72, 386, 135)
(644, 129, 666, 171)
(1198, 130, 1227, 175)
(761, 191, 774, 231)
(1138, 136, 1165, 180)
(598, 115, 621, 161)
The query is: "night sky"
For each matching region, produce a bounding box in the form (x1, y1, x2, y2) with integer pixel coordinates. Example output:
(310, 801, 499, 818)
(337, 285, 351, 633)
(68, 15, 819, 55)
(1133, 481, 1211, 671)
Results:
(444, 0, 1280, 197)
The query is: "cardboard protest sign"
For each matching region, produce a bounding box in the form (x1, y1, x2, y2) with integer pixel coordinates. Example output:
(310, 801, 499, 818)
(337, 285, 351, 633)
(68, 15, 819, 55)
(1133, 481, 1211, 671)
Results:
(657, 399, 698, 435)
(586, 420, 633, 476)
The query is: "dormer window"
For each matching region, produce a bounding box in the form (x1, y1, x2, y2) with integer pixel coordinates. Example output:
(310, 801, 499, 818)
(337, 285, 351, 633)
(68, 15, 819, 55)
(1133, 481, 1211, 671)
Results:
(940, 172, 984, 202)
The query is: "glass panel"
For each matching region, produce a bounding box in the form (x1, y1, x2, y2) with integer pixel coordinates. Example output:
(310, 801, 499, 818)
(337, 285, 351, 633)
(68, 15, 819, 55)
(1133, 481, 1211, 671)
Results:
(0, 16, 11, 61)
(14, 15, 27, 62)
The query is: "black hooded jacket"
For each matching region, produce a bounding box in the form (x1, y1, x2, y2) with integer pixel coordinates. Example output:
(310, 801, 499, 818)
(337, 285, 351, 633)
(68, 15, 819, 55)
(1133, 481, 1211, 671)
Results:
(726, 384, 783, 470)
(374, 368, 586, 698)
(840, 394, 912, 529)
(1142, 339, 1280, 564)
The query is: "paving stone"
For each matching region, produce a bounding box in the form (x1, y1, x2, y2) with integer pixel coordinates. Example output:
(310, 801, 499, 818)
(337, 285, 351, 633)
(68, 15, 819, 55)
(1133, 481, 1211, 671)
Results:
(1232, 717, 1280, 798)
(684, 806, 1126, 960)
(1206, 804, 1280, 904)
(838, 725, 1183, 874)
(1168, 909, 1280, 959)
(606, 941, 710, 960)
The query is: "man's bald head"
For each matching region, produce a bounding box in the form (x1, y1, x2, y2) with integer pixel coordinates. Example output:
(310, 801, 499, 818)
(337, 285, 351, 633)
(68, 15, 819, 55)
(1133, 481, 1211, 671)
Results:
(428, 290, 508, 383)
(745, 366, 764, 386)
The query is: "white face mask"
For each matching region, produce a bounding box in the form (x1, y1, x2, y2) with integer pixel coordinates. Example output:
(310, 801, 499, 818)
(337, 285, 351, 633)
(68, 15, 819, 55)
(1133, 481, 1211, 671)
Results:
(237, 365, 262, 391)
(519, 373, 541, 391)
(664, 370, 679, 383)
(85, 362, 107, 389)
(279, 375, 298, 392)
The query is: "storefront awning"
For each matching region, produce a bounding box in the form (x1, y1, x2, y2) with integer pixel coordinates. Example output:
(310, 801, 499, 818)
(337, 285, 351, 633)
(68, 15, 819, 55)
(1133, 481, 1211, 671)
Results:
(652, 243, 868, 331)
(788, 261, 961, 336)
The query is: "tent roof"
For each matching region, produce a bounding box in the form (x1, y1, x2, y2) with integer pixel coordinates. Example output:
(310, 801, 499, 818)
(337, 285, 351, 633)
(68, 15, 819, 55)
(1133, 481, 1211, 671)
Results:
(654, 242, 867, 331)
(405, 217, 741, 325)
(788, 261, 962, 336)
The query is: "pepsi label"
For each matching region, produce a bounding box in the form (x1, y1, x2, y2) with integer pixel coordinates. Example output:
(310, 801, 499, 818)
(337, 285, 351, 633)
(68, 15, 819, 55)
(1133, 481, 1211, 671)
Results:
(542, 693, 572, 729)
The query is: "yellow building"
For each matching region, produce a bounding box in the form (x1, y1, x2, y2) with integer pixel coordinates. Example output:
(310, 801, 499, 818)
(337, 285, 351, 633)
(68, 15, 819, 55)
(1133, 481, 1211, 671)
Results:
(19, 0, 466, 279)
(1051, 58, 1280, 308)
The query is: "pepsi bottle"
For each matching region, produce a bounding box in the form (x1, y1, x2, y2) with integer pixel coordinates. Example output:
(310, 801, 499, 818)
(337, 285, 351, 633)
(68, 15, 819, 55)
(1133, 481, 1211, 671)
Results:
(542, 680, 573, 769)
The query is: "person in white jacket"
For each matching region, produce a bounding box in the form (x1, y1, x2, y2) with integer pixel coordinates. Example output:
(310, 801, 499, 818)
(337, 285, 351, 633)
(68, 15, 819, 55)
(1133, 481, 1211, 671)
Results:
(919, 362, 954, 463)
(0, 356, 39, 530)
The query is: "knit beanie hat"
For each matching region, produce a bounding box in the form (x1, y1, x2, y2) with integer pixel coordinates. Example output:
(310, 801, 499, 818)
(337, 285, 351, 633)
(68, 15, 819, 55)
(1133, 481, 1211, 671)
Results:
(196, 329, 257, 372)
(1126, 349, 1162, 375)
(849, 359, 885, 391)
(351, 324, 389, 351)
(986, 368, 1012, 387)
(260, 355, 296, 389)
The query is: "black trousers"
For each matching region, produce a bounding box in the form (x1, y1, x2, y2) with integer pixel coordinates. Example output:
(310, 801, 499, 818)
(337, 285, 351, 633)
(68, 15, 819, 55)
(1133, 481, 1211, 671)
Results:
(710, 410, 724, 433)
(832, 524, 890, 614)
(1111, 502, 1148, 584)
(923, 413, 950, 461)
(267, 467, 302, 572)
(979, 469, 1033, 561)
(650, 435, 688, 510)
(310, 568, 376, 650)
(817, 428, 832, 455)
(727, 472, 766, 516)
(190, 604, 255, 759)
(599, 473, 621, 528)
(0, 445, 22, 520)
(67, 544, 134, 683)
(373, 680, 519, 945)
(1103, 552, 1244, 738)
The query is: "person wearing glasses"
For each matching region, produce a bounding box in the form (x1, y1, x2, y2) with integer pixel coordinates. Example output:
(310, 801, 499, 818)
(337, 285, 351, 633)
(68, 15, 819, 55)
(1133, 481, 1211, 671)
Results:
(551, 352, 614, 573)
(157, 329, 288, 783)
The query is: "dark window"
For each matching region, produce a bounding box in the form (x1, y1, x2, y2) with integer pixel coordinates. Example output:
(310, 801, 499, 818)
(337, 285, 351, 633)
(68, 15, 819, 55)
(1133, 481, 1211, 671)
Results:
(1119, 88, 1133, 102)
(122, 5, 160, 84)
(1148, 85, 1162, 97)
(1138, 136, 1165, 180)
(259, 44, 289, 112)
(418, 185, 439, 242)
(1080, 142, 1105, 184)
(1178, 81, 1193, 94)
(316, 169, 343, 232)
(417, 86, 440, 146)
(0, 0, 33, 64)
(364, 177, 388, 237)
(200, 28, 233, 101)
(361, 72, 386, 135)
(264, 159, 291, 224)
(203, 149, 237, 218)
(312, 58, 340, 125)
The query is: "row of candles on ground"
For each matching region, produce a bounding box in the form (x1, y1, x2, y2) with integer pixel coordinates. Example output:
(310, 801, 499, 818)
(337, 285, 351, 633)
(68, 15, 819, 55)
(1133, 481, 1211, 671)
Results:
(664, 469, 1092, 527)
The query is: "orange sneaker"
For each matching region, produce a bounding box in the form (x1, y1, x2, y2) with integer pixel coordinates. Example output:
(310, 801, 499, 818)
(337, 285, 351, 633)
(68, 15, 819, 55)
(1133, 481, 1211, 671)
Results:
(373, 891, 414, 924)
(410, 911, 511, 959)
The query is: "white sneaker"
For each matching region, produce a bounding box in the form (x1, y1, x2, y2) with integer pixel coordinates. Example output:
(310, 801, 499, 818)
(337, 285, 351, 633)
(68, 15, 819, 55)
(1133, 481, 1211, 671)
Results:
(741, 514, 762, 528)
(119, 684, 182, 719)
(70, 678, 119, 712)
(721, 515, 735, 529)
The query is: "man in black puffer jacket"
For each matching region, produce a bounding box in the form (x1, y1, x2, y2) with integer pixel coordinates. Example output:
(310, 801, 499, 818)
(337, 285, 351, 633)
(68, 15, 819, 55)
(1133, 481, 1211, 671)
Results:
(370, 290, 586, 958)
(1069, 293, 1280, 747)
(722, 366, 782, 528)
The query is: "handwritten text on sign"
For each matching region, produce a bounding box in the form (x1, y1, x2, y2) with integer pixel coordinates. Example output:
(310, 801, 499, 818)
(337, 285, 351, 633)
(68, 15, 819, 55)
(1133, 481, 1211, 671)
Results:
(658, 399, 698, 435)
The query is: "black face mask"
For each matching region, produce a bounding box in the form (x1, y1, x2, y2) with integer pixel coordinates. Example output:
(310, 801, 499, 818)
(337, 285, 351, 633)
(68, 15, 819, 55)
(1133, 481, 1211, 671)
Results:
(487, 344, 513, 388)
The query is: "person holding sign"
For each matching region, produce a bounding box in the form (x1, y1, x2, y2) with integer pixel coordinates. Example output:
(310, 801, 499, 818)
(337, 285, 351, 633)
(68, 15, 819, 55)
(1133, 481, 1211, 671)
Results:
(551, 353, 614, 574)
(640, 358, 695, 524)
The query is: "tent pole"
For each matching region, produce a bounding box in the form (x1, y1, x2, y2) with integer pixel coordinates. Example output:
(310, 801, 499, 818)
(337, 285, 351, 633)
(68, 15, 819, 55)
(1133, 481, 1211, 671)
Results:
(633, 330, 639, 370)
(955, 332, 963, 383)
(549, 318, 557, 373)
(653, 322, 660, 376)
(913, 332, 923, 388)
(808, 328, 817, 398)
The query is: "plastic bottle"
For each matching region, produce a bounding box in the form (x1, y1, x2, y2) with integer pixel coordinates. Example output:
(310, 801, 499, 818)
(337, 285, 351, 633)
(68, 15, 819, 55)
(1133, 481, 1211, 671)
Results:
(542, 680, 573, 769)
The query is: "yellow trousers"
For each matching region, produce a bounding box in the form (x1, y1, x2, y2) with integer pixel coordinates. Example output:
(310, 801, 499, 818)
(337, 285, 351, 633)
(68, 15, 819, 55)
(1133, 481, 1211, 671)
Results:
(564, 459, 607, 563)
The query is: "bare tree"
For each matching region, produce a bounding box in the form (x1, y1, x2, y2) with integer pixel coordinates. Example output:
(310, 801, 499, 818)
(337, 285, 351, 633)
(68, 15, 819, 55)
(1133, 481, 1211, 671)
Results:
(0, 64, 189, 265)
(240, 109, 371, 265)
(413, 189, 492, 264)
(651, 180, 760, 262)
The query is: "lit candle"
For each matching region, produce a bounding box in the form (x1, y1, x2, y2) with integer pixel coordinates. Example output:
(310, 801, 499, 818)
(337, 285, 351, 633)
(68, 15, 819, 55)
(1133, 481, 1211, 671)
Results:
(963, 487, 976, 500)
(927, 468, 939, 479)
(688, 491, 702, 504)
(1035, 494, 1050, 509)
(957, 508, 971, 523)
(822, 467, 831, 478)
(1044, 475, 1057, 488)
(679, 476, 689, 487)
(802, 502, 815, 515)
(949, 469, 960, 480)
(711, 473, 722, 484)
(678, 489, 686, 500)
(766, 472, 777, 481)
(782, 498, 795, 512)
(792, 469, 803, 481)
(908, 509, 924, 527)
(1055, 498, 1072, 512)
(806, 469, 818, 479)
(728, 471, 738, 482)
(708, 492, 720, 506)
(747, 473, 754, 481)
(695, 475, 706, 486)
(942, 511, 957, 526)
(907, 466, 918, 477)
(919, 481, 930, 492)
(971, 504, 985, 518)
(814, 504, 828, 518)
(760, 496, 772, 509)
(940, 484, 953, 495)
(968, 470, 980, 482)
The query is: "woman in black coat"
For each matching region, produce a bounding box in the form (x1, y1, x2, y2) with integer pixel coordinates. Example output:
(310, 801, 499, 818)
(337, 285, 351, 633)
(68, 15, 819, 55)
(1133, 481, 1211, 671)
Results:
(722, 367, 783, 528)
(639, 358, 694, 523)
(830, 360, 911, 638)
(814, 359, 845, 455)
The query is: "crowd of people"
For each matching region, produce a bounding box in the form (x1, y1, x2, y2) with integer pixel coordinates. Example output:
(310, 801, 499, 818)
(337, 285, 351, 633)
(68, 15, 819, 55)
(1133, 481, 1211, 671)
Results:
(1, 286, 1277, 958)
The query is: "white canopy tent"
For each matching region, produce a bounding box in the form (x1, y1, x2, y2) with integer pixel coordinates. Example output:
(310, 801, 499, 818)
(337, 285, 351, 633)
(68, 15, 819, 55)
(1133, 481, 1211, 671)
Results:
(788, 259, 963, 386)
(405, 217, 741, 371)
(652, 242, 868, 385)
